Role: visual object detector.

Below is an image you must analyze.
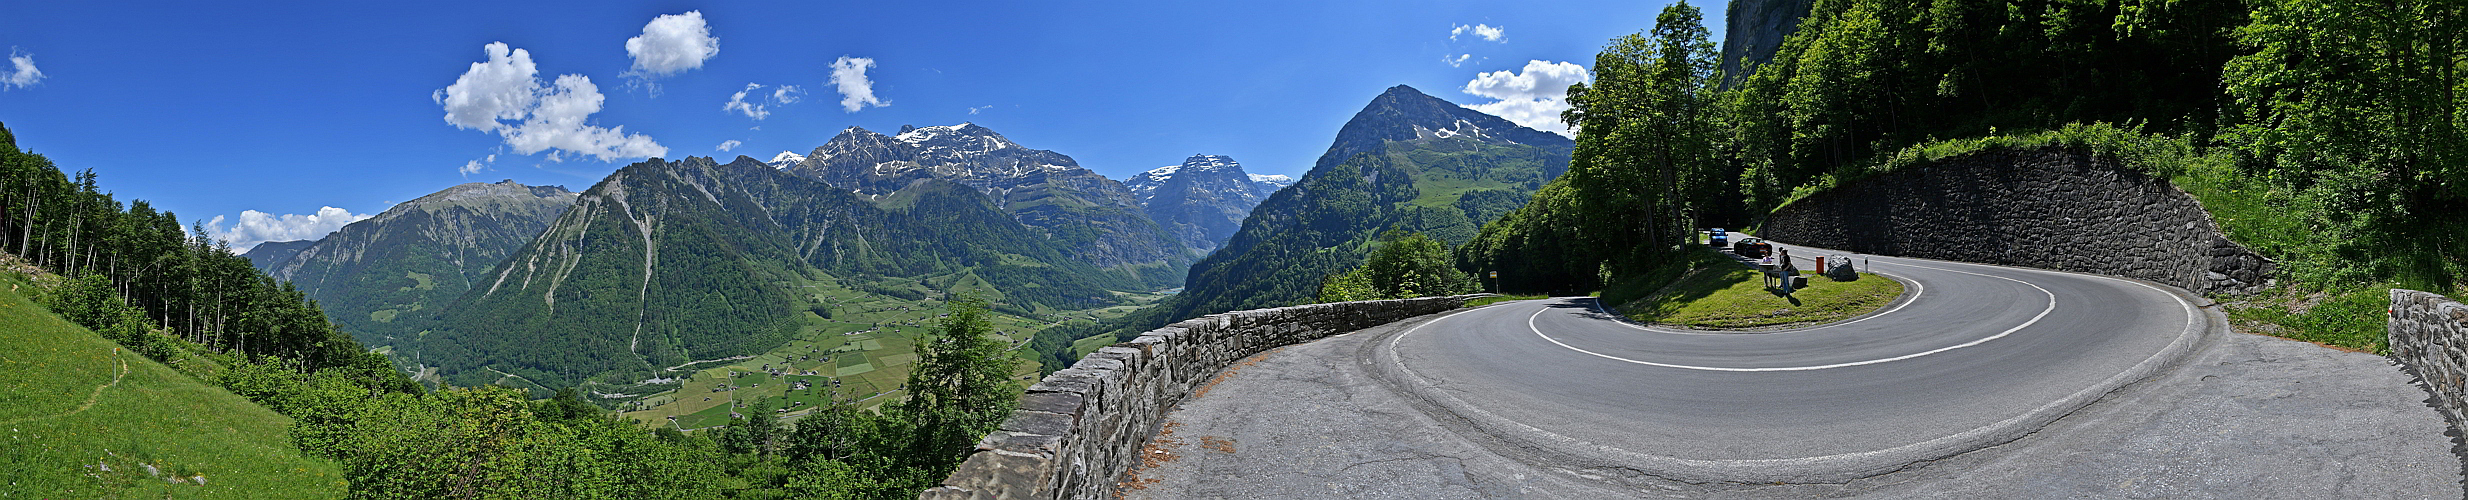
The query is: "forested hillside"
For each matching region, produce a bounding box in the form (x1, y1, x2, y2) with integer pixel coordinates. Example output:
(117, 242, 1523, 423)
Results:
(1466, 0, 2462, 351)
(0, 122, 419, 497)
(1027, 86, 1572, 365)
(1169, 85, 1566, 314)
(0, 123, 403, 377)
(253, 180, 576, 352)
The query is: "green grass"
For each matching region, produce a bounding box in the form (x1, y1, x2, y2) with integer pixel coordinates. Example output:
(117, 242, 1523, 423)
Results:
(1465, 295, 1547, 308)
(615, 268, 1164, 429)
(0, 278, 345, 499)
(1066, 334, 1112, 360)
(2226, 286, 2394, 354)
(1616, 266, 1906, 329)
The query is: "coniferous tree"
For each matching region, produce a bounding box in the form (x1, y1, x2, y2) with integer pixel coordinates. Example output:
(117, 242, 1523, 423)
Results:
(894, 294, 1018, 476)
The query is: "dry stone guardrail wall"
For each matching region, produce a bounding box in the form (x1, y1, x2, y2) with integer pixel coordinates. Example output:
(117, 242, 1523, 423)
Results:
(921, 294, 1488, 499)
(2390, 289, 2468, 437)
(1759, 146, 2273, 296)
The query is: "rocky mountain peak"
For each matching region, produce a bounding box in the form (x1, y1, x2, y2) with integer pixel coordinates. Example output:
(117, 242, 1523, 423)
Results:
(893, 123, 1027, 160)
(1125, 154, 1290, 253)
(1125, 154, 1268, 203)
(780, 122, 1192, 273)
(1320, 84, 1571, 171)
(767, 151, 805, 169)
(386, 180, 575, 222)
(1179, 154, 1241, 174)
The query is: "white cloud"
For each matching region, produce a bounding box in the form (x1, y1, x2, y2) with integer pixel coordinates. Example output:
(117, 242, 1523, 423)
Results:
(436, 42, 538, 131)
(459, 154, 497, 176)
(967, 105, 992, 115)
(1451, 24, 1505, 43)
(436, 42, 667, 161)
(1462, 60, 1592, 137)
(828, 56, 887, 112)
(1444, 54, 1472, 67)
(723, 83, 770, 120)
(716, 139, 742, 151)
(3, 47, 43, 90)
(725, 83, 807, 121)
(625, 11, 719, 78)
(206, 207, 373, 253)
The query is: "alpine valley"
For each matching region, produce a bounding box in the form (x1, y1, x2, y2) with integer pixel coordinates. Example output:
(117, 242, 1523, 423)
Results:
(235, 84, 1565, 426)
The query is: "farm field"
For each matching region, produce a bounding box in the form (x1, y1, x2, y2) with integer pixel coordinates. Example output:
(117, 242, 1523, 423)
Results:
(617, 269, 1166, 430)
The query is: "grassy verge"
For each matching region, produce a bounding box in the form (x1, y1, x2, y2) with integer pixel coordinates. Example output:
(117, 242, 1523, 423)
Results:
(1466, 295, 1548, 308)
(2224, 286, 2393, 354)
(0, 275, 345, 499)
(1615, 264, 1905, 330)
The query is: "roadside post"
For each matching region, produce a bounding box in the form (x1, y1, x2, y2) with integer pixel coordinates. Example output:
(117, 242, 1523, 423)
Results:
(1488, 270, 1498, 294)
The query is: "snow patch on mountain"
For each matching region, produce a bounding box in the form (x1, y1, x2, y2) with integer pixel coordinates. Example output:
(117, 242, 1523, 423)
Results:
(767, 151, 805, 169)
(1123, 165, 1179, 202)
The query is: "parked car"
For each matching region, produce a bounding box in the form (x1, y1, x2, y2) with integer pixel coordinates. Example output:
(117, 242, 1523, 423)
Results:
(1709, 228, 1727, 247)
(1732, 237, 1772, 258)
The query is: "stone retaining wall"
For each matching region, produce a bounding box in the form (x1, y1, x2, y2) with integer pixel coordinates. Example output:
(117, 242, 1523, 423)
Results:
(1760, 146, 2273, 296)
(2390, 289, 2468, 436)
(921, 294, 1487, 499)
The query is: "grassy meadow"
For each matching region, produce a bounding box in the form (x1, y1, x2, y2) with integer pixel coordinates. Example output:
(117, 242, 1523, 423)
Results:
(0, 277, 345, 499)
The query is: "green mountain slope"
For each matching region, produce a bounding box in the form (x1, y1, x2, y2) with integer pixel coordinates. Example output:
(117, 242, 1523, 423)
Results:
(416, 156, 1126, 393)
(257, 180, 576, 350)
(1158, 85, 1570, 319)
(0, 278, 344, 499)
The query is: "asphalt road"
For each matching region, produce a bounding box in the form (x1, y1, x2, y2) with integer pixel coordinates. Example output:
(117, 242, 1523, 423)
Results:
(1378, 251, 2201, 481)
(1122, 249, 2462, 498)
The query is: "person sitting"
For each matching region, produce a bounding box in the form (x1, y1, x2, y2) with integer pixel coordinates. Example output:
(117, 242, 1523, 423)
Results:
(1778, 249, 1798, 295)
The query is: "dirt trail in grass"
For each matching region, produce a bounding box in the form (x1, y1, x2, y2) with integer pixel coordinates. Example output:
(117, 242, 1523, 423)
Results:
(2, 349, 129, 426)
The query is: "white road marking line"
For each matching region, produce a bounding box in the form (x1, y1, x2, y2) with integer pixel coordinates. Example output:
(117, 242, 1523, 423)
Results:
(1529, 261, 2059, 372)
(1377, 256, 2207, 472)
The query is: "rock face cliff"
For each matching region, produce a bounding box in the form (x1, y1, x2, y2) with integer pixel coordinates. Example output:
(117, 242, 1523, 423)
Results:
(1760, 146, 2274, 296)
(242, 239, 316, 270)
(1721, 0, 1817, 89)
(784, 123, 1192, 285)
(1122, 155, 1292, 254)
(258, 180, 577, 348)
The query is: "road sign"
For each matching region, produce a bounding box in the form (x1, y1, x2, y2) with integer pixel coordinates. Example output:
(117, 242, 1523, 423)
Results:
(1488, 271, 1498, 278)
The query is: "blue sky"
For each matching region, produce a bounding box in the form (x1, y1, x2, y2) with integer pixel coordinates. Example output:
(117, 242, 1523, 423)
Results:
(0, 1, 1721, 251)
